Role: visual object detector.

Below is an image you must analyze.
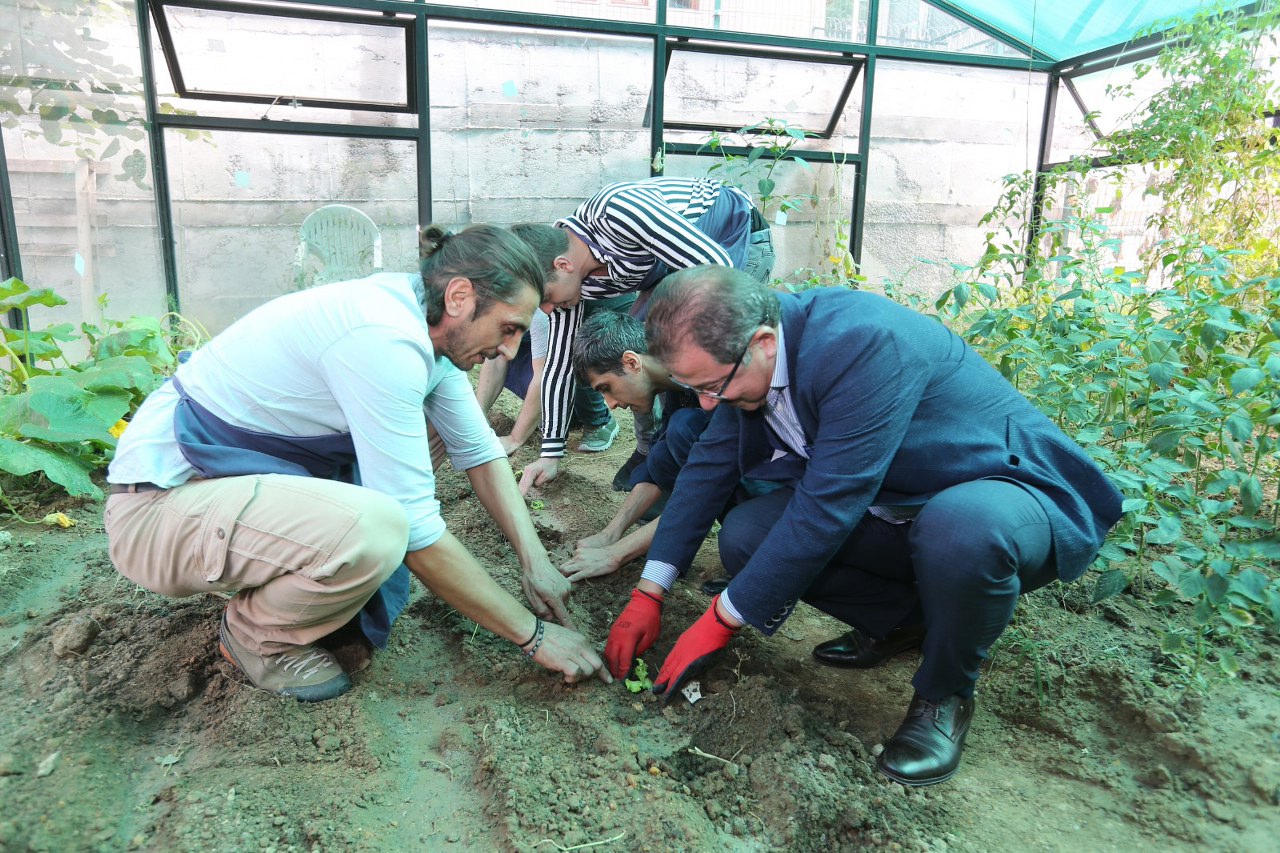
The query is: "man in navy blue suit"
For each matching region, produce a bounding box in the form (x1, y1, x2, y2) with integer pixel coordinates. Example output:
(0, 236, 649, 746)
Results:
(604, 265, 1123, 786)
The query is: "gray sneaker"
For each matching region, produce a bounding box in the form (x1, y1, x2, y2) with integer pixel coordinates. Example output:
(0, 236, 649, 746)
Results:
(219, 613, 352, 702)
(577, 417, 620, 452)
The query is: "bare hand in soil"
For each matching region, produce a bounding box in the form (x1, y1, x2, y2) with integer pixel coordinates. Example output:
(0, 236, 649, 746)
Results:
(574, 530, 619, 551)
(517, 457, 560, 496)
(521, 558, 578, 631)
(498, 434, 524, 456)
(561, 544, 622, 583)
(533, 623, 613, 685)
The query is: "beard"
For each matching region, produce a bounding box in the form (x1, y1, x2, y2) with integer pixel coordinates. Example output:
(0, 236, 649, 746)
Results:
(440, 325, 483, 370)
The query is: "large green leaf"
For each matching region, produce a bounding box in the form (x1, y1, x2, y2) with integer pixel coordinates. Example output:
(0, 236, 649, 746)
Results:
(17, 375, 126, 446)
(1091, 569, 1130, 603)
(1, 329, 64, 361)
(1146, 515, 1184, 545)
(1225, 535, 1280, 561)
(65, 355, 158, 395)
(1229, 367, 1265, 394)
(1147, 361, 1182, 387)
(0, 278, 68, 312)
(0, 437, 101, 498)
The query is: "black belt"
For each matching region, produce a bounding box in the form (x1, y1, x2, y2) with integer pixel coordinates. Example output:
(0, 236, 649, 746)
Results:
(108, 482, 166, 495)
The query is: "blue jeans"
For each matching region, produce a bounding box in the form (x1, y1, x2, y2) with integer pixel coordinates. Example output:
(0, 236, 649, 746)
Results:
(742, 228, 776, 283)
(717, 479, 1056, 699)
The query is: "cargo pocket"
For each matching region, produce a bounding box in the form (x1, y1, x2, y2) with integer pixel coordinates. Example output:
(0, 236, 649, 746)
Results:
(197, 476, 259, 583)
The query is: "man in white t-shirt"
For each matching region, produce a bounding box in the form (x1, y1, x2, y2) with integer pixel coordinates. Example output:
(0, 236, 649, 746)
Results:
(105, 225, 611, 703)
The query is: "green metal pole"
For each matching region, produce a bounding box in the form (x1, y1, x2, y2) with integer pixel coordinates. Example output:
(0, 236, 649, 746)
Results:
(852, 0, 880, 269)
(650, 0, 667, 176)
(0, 125, 24, 330)
(1026, 70, 1061, 268)
(415, 12, 431, 228)
(137, 0, 182, 312)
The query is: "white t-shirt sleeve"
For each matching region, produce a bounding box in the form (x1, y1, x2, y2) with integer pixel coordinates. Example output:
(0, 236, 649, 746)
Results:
(320, 328, 447, 552)
(424, 366, 506, 471)
(529, 310, 550, 360)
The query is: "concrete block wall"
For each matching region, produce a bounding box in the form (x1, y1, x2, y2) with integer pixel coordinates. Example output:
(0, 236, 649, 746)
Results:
(861, 60, 1046, 296)
(6, 1, 1059, 337)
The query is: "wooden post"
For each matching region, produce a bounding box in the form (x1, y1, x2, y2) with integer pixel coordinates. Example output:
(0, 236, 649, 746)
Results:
(75, 159, 98, 324)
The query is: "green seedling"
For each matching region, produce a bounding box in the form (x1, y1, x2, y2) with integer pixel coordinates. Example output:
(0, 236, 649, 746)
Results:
(529, 499, 545, 511)
(624, 658, 652, 693)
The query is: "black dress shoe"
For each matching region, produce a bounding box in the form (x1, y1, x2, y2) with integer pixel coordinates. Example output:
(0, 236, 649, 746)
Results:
(811, 624, 924, 669)
(700, 576, 729, 596)
(877, 693, 975, 786)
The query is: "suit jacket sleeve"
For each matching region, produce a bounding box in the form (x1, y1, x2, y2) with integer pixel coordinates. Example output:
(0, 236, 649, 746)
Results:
(645, 403, 744, 571)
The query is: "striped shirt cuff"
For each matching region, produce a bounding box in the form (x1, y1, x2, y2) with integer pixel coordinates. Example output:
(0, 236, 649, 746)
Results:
(540, 438, 566, 458)
(640, 560, 679, 592)
(718, 589, 746, 624)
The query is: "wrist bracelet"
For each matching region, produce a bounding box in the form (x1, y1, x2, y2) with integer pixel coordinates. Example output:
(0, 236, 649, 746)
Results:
(518, 617, 541, 648)
(521, 619, 546, 658)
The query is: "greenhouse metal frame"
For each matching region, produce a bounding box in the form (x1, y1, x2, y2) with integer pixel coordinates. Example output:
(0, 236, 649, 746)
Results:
(0, 0, 1266, 314)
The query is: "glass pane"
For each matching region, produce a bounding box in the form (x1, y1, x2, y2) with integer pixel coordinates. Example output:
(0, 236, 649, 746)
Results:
(425, 0, 656, 25)
(1045, 77, 1102, 165)
(1, 0, 167, 332)
(165, 129, 418, 334)
(429, 23, 653, 226)
(158, 4, 410, 107)
(145, 16, 414, 127)
(667, 0, 869, 44)
(862, 60, 1045, 294)
(662, 152, 860, 287)
(664, 48, 860, 135)
(879, 0, 1027, 58)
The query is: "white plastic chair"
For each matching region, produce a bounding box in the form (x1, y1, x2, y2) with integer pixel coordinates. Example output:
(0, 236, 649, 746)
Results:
(292, 204, 383, 288)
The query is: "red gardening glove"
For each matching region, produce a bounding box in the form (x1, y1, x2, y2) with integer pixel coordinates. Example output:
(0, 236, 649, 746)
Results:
(604, 588, 663, 679)
(653, 594, 738, 701)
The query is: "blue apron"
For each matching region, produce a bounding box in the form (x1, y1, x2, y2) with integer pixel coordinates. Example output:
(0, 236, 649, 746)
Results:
(171, 376, 411, 649)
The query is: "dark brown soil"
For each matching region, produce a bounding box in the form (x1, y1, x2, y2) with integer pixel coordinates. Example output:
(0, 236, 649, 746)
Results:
(1, 402, 1278, 852)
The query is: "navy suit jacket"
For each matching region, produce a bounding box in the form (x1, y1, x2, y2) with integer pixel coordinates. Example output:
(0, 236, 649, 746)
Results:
(648, 288, 1124, 635)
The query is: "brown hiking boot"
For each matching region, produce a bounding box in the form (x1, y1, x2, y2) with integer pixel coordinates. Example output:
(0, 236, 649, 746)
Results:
(219, 613, 352, 702)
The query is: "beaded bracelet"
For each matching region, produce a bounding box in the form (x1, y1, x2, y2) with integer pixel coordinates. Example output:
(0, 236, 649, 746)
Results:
(520, 618, 545, 658)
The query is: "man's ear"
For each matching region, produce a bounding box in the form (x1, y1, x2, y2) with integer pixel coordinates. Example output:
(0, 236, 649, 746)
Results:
(553, 254, 574, 274)
(621, 350, 644, 374)
(442, 276, 475, 318)
(757, 326, 779, 360)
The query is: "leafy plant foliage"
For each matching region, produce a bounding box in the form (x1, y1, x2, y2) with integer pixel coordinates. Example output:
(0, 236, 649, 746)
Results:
(913, 4, 1279, 687)
(0, 278, 197, 502)
(693, 118, 859, 289)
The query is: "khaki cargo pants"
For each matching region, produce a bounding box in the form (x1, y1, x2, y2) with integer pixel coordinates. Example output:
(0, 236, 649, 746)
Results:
(104, 475, 409, 656)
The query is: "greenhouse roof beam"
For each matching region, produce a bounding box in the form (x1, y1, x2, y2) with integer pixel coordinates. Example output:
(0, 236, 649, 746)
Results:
(151, 114, 420, 140)
(662, 143, 860, 166)
(1054, 0, 1267, 73)
(922, 0, 1054, 62)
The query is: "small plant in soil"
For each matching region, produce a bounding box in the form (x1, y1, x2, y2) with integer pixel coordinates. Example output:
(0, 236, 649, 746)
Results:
(624, 658, 652, 693)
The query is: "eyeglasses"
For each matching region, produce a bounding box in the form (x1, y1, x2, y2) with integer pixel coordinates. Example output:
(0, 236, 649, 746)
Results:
(670, 334, 752, 401)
